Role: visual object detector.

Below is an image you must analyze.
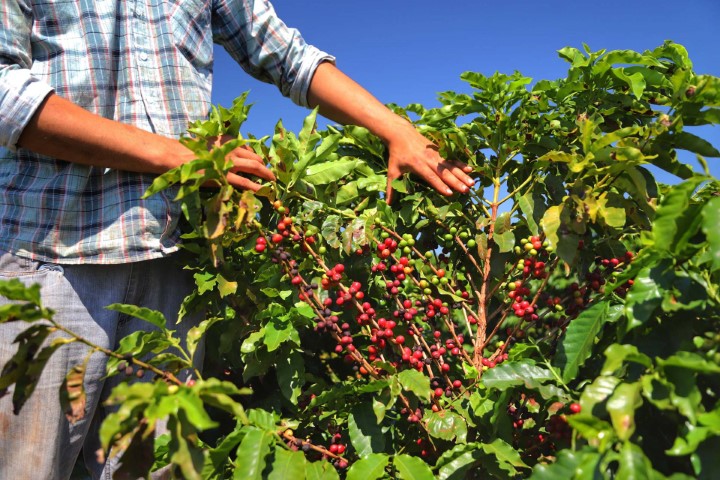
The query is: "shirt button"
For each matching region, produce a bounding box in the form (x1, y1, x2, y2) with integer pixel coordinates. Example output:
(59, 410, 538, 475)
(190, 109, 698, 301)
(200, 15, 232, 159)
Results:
(140, 52, 148, 61)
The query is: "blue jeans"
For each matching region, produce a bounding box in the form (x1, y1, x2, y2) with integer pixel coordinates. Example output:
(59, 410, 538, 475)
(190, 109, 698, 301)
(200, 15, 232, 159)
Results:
(0, 251, 202, 479)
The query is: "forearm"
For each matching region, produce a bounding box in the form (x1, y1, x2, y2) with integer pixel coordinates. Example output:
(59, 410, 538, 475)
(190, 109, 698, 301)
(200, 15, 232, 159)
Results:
(16, 93, 193, 173)
(307, 62, 473, 201)
(307, 62, 416, 145)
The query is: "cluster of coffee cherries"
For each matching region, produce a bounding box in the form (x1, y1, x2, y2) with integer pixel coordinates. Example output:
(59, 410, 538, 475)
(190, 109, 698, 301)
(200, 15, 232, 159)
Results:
(506, 280, 538, 322)
(506, 396, 583, 461)
(514, 236, 551, 278)
(480, 351, 509, 370)
(375, 256, 413, 297)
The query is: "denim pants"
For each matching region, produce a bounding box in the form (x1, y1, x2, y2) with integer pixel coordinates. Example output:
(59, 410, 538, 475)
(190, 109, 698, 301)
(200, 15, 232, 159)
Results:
(0, 251, 202, 480)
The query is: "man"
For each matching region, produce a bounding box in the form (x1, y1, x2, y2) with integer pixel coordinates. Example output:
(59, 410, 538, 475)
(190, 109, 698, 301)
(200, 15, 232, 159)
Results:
(0, 0, 474, 478)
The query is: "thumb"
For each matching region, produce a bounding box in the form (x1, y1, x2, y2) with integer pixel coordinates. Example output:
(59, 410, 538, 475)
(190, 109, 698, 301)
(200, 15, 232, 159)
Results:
(385, 166, 401, 205)
(385, 177, 395, 205)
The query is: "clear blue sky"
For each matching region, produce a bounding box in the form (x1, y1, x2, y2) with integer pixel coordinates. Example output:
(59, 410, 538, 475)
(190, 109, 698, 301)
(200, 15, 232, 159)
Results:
(211, 0, 720, 182)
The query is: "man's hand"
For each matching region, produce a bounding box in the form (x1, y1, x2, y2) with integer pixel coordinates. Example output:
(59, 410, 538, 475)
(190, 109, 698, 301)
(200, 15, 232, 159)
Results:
(307, 62, 475, 203)
(18, 93, 275, 192)
(209, 135, 275, 191)
(384, 123, 474, 204)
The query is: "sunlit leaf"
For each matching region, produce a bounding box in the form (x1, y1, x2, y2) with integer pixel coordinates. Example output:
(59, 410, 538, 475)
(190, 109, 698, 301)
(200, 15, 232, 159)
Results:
(346, 453, 389, 480)
(555, 303, 623, 383)
(393, 454, 434, 480)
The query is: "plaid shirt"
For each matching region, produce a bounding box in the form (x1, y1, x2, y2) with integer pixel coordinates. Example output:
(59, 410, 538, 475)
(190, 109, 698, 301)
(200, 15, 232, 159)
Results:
(0, 0, 332, 264)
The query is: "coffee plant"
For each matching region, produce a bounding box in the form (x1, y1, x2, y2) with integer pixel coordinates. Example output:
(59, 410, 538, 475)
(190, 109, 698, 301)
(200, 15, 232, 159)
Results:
(2, 41, 720, 479)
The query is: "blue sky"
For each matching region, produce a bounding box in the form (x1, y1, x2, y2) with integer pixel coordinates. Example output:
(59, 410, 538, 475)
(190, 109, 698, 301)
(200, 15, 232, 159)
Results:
(211, 0, 720, 182)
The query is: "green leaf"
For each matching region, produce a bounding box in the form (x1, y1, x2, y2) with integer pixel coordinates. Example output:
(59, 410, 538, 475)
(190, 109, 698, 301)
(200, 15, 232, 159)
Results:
(540, 205, 562, 248)
(217, 274, 238, 298)
(556, 234, 580, 266)
(264, 317, 296, 352)
(167, 415, 204, 480)
(566, 416, 615, 451)
(518, 191, 545, 235)
(397, 369, 430, 402)
(106, 304, 167, 329)
(494, 230, 515, 253)
(616, 442, 656, 480)
(372, 385, 397, 423)
(268, 448, 307, 480)
(651, 177, 706, 252)
(322, 215, 343, 249)
(598, 198, 626, 229)
(624, 259, 674, 332)
(233, 427, 272, 480)
(276, 351, 304, 403)
(348, 403, 386, 457)
(530, 448, 601, 480)
(315, 132, 342, 162)
(175, 390, 218, 430)
(601, 344, 652, 376)
(606, 382, 643, 441)
(241, 330, 265, 354)
(667, 424, 716, 456)
(247, 408, 278, 431)
(658, 351, 720, 374)
(0, 278, 41, 304)
(479, 439, 529, 476)
(701, 197, 720, 271)
(393, 454, 434, 480)
(555, 303, 623, 383)
(305, 460, 340, 480)
(612, 67, 647, 99)
(305, 159, 359, 185)
(426, 411, 467, 443)
(186, 316, 220, 361)
(337, 181, 359, 204)
(204, 427, 244, 477)
(435, 444, 483, 480)
(347, 453, 390, 480)
(665, 132, 720, 157)
(482, 359, 569, 401)
(580, 375, 621, 415)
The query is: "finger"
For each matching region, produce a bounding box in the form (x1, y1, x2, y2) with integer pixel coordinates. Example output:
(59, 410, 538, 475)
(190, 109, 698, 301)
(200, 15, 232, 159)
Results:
(228, 157, 276, 182)
(226, 172, 263, 192)
(437, 161, 475, 190)
(229, 145, 265, 164)
(415, 162, 454, 196)
(442, 159, 475, 185)
(385, 165, 402, 205)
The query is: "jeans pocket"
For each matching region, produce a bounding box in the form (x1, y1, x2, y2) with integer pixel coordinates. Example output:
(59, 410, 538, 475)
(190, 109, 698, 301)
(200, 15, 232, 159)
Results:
(0, 250, 65, 277)
(37, 263, 65, 274)
(0, 250, 40, 277)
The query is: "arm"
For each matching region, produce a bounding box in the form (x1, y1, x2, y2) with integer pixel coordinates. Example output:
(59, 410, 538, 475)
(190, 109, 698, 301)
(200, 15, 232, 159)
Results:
(307, 62, 474, 203)
(0, 0, 273, 191)
(15, 94, 275, 191)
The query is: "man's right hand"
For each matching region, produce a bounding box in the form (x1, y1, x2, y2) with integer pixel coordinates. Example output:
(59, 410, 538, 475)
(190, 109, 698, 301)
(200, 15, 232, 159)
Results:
(208, 135, 275, 191)
(18, 93, 274, 191)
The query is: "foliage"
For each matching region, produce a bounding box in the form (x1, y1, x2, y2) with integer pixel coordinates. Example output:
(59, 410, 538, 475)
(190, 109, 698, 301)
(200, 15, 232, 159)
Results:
(2, 41, 720, 478)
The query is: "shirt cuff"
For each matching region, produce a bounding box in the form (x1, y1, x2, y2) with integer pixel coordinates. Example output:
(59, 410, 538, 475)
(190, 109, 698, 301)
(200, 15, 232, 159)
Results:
(289, 47, 335, 108)
(0, 67, 54, 151)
